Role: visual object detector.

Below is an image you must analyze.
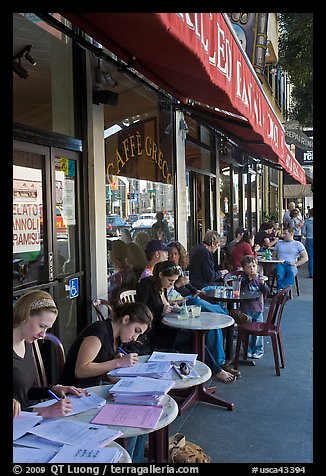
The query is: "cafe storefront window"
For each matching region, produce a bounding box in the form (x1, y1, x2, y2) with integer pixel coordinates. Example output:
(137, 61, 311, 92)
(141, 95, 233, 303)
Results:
(103, 76, 175, 247)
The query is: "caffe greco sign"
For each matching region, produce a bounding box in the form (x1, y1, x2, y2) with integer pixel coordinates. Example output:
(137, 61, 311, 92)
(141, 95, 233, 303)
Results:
(105, 119, 173, 184)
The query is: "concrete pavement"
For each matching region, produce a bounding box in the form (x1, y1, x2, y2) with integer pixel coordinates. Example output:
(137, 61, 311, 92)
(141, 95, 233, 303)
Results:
(169, 263, 313, 464)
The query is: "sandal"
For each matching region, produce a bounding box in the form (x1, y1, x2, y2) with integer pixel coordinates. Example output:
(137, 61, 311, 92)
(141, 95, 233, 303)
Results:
(221, 363, 241, 378)
(213, 370, 237, 384)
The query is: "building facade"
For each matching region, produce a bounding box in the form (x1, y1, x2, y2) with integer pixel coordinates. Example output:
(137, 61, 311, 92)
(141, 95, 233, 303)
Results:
(13, 13, 307, 360)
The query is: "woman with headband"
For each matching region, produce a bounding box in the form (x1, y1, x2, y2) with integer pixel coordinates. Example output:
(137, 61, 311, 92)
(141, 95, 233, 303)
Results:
(13, 290, 87, 418)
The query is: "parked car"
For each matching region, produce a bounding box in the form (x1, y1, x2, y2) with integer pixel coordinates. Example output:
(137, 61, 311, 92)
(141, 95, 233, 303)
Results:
(132, 213, 157, 228)
(106, 215, 131, 237)
(127, 214, 139, 225)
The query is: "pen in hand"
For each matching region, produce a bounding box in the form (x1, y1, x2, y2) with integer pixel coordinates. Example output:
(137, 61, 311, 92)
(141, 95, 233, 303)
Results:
(118, 346, 128, 355)
(47, 389, 61, 401)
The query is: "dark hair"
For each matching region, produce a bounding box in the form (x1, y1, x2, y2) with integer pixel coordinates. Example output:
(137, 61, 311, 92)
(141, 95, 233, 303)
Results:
(168, 241, 189, 269)
(152, 260, 181, 290)
(259, 222, 273, 231)
(156, 211, 164, 221)
(236, 230, 254, 246)
(110, 301, 153, 331)
(240, 255, 258, 268)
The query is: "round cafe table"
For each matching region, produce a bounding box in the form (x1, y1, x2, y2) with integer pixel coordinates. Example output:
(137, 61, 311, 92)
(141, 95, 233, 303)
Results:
(162, 311, 235, 411)
(204, 290, 261, 364)
(257, 258, 284, 289)
(64, 385, 178, 464)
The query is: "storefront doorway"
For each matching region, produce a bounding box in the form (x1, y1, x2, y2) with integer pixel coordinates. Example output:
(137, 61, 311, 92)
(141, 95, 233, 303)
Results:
(13, 140, 85, 354)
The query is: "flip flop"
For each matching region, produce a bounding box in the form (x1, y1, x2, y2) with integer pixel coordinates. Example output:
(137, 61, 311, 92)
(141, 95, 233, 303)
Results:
(213, 372, 237, 384)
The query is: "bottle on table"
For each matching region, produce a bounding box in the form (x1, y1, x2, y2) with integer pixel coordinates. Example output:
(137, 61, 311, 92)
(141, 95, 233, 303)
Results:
(265, 249, 271, 260)
(179, 300, 189, 320)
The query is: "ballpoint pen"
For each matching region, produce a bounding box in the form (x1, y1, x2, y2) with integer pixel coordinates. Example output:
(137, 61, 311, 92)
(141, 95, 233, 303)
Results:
(118, 346, 128, 355)
(47, 389, 61, 401)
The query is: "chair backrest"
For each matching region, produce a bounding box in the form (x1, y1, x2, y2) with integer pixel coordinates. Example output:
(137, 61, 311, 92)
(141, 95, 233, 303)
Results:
(263, 286, 291, 332)
(223, 270, 245, 286)
(92, 298, 113, 321)
(120, 289, 137, 303)
(31, 333, 66, 387)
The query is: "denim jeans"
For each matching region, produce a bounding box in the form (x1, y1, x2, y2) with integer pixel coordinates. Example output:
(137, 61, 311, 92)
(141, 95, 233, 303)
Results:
(246, 311, 264, 355)
(274, 261, 298, 289)
(127, 435, 147, 463)
(305, 238, 313, 277)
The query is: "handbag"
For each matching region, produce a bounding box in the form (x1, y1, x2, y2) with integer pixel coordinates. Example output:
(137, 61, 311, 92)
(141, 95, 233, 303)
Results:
(168, 433, 211, 463)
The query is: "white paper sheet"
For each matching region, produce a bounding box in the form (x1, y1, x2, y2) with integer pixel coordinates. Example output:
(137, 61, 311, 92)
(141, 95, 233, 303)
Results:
(28, 419, 123, 448)
(31, 392, 106, 417)
(49, 445, 122, 463)
(13, 446, 57, 463)
(109, 361, 172, 378)
(13, 411, 43, 441)
(148, 351, 198, 365)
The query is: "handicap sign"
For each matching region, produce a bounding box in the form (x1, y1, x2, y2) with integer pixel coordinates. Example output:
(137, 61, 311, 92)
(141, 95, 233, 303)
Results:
(69, 277, 79, 299)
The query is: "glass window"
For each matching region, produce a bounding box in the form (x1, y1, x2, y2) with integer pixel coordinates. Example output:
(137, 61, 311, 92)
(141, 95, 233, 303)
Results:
(186, 141, 213, 173)
(54, 157, 77, 276)
(103, 72, 175, 251)
(13, 13, 74, 136)
(13, 151, 47, 289)
(219, 163, 231, 242)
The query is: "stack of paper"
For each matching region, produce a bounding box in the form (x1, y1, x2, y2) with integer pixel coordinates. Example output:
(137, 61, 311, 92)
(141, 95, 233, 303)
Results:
(109, 361, 172, 379)
(148, 351, 198, 365)
(112, 393, 165, 406)
(28, 419, 123, 448)
(109, 376, 175, 405)
(13, 443, 123, 464)
(92, 403, 164, 430)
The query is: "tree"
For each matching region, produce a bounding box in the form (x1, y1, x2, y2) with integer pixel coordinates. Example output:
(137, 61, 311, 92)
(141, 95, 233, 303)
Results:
(278, 13, 313, 127)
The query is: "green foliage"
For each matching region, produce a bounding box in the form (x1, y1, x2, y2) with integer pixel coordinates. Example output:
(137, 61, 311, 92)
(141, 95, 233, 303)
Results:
(262, 211, 279, 223)
(278, 13, 313, 127)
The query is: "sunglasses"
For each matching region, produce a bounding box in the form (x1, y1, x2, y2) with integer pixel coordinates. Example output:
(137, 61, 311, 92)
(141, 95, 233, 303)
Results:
(164, 265, 181, 273)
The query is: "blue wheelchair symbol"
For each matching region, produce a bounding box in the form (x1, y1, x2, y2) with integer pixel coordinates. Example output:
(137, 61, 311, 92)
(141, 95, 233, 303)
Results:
(69, 278, 79, 299)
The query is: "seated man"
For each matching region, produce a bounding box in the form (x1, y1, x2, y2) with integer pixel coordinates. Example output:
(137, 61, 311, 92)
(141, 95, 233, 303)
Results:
(273, 226, 308, 291)
(189, 230, 229, 290)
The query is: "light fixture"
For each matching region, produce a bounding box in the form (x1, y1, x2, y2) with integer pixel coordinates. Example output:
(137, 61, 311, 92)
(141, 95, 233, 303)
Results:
(13, 45, 37, 79)
(24, 46, 37, 66)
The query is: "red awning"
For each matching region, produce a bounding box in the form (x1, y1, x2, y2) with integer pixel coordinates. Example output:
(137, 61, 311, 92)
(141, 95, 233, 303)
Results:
(61, 12, 306, 185)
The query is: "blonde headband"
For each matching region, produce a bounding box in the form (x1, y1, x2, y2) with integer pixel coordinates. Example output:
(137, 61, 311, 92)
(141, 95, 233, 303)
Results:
(30, 298, 57, 311)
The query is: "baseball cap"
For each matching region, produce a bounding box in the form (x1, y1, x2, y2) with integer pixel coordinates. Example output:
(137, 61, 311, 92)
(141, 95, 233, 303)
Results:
(145, 239, 170, 253)
(235, 227, 246, 236)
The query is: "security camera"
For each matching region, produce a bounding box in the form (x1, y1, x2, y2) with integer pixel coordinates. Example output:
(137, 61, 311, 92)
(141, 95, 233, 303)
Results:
(13, 60, 28, 79)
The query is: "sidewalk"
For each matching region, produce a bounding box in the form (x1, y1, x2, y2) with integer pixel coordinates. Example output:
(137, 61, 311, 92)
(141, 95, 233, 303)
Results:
(169, 263, 313, 464)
